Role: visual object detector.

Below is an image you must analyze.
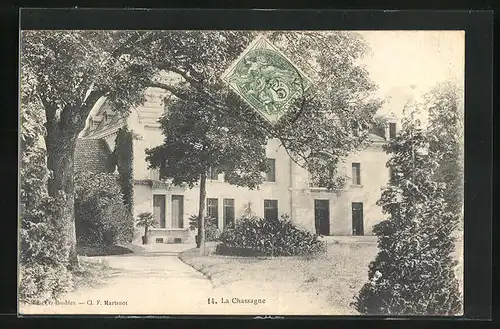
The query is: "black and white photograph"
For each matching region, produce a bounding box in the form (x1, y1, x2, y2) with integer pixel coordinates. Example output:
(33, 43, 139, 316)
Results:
(19, 20, 466, 316)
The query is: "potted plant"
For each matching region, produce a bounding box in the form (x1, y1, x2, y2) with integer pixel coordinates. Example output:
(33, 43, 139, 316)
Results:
(136, 212, 157, 245)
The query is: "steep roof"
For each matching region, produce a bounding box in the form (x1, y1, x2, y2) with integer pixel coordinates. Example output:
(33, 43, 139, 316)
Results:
(80, 99, 127, 138)
(367, 133, 386, 143)
(74, 139, 114, 174)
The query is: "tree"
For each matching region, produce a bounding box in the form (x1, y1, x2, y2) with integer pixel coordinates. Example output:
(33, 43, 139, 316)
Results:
(20, 31, 158, 268)
(353, 110, 462, 315)
(21, 30, 382, 265)
(142, 31, 381, 253)
(19, 70, 73, 303)
(425, 81, 464, 222)
(113, 126, 134, 212)
(131, 31, 383, 188)
(145, 97, 269, 255)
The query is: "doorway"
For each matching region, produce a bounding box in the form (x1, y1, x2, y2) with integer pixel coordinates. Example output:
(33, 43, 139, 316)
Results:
(314, 199, 330, 236)
(171, 195, 184, 228)
(351, 202, 364, 236)
(153, 195, 166, 228)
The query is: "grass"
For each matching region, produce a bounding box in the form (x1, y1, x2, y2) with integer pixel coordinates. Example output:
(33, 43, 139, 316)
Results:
(179, 237, 464, 315)
(76, 244, 138, 256)
(180, 240, 378, 314)
(72, 257, 118, 290)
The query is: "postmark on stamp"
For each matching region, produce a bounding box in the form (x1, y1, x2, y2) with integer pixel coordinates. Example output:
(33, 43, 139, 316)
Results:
(221, 36, 312, 124)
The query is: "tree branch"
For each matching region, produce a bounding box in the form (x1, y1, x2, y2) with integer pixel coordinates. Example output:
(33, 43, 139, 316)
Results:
(111, 31, 156, 59)
(148, 81, 190, 100)
(159, 64, 201, 87)
(58, 89, 106, 136)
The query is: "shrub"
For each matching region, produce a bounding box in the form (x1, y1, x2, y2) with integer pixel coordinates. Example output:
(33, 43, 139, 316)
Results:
(19, 194, 74, 304)
(75, 171, 134, 247)
(20, 100, 73, 304)
(215, 214, 326, 257)
(352, 116, 462, 315)
(113, 126, 134, 212)
(19, 262, 73, 305)
(189, 215, 221, 242)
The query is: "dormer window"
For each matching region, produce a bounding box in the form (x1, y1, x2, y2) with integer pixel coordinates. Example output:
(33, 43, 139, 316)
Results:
(91, 115, 103, 130)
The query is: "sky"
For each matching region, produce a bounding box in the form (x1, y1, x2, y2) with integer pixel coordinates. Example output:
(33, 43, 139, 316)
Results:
(357, 31, 465, 120)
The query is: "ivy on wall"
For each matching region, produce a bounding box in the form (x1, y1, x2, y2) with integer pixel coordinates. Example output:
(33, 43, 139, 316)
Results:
(113, 126, 134, 213)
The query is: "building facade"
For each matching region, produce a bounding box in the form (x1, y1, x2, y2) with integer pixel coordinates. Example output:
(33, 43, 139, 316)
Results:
(78, 86, 396, 244)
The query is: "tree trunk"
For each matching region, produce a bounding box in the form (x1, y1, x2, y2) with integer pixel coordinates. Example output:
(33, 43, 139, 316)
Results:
(42, 90, 103, 272)
(197, 172, 207, 255)
(45, 131, 79, 270)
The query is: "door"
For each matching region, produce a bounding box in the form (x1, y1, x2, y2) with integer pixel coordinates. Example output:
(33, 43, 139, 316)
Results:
(352, 202, 364, 236)
(153, 195, 166, 228)
(171, 195, 184, 228)
(314, 200, 330, 236)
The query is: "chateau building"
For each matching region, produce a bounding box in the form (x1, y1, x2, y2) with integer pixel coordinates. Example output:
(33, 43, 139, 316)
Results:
(77, 86, 397, 244)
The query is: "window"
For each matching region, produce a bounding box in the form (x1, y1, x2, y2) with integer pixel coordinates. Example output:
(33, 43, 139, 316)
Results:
(308, 153, 333, 188)
(223, 199, 235, 229)
(266, 158, 276, 182)
(389, 122, 397, 139)
(207, 198, 219, 226)
(208, 167, 219, 180)
(352, 163, 361, 185)
(264, 200, 278, 221)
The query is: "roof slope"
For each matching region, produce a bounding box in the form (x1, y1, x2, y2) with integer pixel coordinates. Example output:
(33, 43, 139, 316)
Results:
(367, 133, 386, 142)
(74, 139, 115, 174)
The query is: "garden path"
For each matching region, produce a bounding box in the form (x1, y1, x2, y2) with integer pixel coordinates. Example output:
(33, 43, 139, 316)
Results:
(20, 243, 330, 315)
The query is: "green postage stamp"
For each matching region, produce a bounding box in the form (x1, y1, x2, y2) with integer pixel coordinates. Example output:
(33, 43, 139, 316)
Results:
(221, 36, 312, 124)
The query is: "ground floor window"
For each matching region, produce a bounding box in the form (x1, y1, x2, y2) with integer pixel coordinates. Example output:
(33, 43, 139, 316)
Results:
(224, 198, 235, 229)
(264, 199, 278, 221)
(207, 198, 219, 226)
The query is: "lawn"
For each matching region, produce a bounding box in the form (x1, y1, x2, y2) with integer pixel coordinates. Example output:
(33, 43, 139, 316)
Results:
(76, 243, 142, 256)
(180, 239, 378, 314)
(72, 257, 118, 290)
(179, 237, 464, 315)
(73, 243, 143, 289)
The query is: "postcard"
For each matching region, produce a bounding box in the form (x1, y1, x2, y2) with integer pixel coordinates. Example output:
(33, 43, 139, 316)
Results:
(19, 25, 464, 316)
